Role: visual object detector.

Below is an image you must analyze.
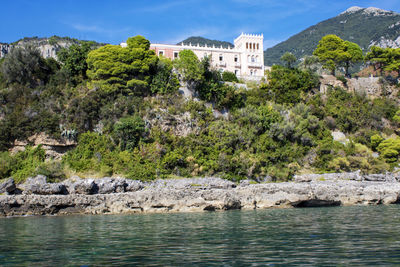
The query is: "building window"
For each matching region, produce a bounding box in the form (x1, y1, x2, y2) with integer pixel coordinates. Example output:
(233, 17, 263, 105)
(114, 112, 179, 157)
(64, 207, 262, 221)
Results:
(251, 56, 255, 63)
(158, 50, 164, 56)
(235, 70, 239, 75)
(219, 54, 223, 61)
(174, 51, 179, 59)
(254, 70, 257, 76)
(250, 70, 253, 76)
(257, 43, 259, 50)
(234, 55, 238, 62)
(246, 43, 248, 49)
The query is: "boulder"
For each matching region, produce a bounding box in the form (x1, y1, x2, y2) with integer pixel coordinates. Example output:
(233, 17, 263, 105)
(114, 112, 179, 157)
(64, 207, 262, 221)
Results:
(363, 174, 387, 182)
(0, 178, 17, 194)
(96, 178, 127, 194)
(21, 175, 67, 195)
(66, 178, 98, 195)
(125, 180, 144, 192)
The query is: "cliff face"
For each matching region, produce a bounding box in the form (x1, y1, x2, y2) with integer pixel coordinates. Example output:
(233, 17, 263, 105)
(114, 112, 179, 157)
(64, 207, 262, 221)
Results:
(0, 43, 11, 58)
(319, 75, 399, 99)
(0, 37, 105, 59)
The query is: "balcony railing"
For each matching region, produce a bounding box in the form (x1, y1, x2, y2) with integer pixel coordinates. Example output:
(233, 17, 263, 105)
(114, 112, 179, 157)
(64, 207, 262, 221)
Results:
(218, 61, 227, 67)
(247, 62, 263, 68)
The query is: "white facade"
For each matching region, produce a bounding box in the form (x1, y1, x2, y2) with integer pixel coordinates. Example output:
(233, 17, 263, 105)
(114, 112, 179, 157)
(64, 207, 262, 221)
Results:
(129, 33, 265, 81)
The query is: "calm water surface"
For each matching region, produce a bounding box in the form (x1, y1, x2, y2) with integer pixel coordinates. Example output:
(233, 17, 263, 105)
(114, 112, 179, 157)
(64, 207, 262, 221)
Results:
(1, 206, 400, 266)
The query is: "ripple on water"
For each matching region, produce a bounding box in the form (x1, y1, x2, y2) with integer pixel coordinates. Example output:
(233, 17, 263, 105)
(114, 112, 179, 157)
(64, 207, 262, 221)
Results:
(0, 206, 400, 265)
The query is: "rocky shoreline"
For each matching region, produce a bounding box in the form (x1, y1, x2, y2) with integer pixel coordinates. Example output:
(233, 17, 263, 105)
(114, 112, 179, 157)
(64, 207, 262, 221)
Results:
(1, 172, 400, 217)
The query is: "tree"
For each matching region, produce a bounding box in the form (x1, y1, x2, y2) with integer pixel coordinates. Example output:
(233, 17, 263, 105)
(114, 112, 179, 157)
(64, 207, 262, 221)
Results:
(262, 65, 319, 104)
(173, 49, 202, 89)
(365, 47, 400, 77)
(314, 35, 363, 77)
(150, 56, 179, 94)
(280, 52, 297, 68)
(302, 55, 319, 70)
(57, 42, 93, 81)
(385, 48, 400, 77)
(86, 35, 158, 95)
(0, 45, 51, 87)
(365, 46, 389, 75)
(113, 115, 146, 151)
(342, 41, 363, 77)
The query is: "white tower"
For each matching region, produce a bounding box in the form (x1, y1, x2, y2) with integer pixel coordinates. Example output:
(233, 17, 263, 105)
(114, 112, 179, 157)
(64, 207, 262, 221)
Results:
(234, 33, 264, 79)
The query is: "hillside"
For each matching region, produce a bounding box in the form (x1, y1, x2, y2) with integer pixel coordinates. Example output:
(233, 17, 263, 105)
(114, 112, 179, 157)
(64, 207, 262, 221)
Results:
(0, 36, 106, 59)
(178, 36, 234, 48)
(264, 7, 400, 66)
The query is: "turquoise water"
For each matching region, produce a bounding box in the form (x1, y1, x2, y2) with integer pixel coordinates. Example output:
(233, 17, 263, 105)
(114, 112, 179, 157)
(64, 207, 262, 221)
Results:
(1, 206, 400, 266)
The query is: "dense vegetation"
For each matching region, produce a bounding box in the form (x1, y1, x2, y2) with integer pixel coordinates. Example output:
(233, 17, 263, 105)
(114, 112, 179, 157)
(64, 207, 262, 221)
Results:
(264, 7, 400, 66)
(0, 34, 400, 183)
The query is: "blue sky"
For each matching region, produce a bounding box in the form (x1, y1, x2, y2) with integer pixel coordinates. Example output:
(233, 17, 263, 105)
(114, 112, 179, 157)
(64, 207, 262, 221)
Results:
(2, 0, 400, 48)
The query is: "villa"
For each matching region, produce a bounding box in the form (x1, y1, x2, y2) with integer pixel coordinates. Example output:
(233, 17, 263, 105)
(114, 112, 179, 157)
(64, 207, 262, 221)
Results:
(122, 33, 265, 81)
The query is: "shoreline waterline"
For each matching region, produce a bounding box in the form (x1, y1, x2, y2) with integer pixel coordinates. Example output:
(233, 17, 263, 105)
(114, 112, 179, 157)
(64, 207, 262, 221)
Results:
(1, 175, 400, 217)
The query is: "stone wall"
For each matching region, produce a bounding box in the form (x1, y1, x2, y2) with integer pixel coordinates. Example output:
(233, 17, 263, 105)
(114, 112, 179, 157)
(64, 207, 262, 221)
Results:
(319, 75, 397, 99)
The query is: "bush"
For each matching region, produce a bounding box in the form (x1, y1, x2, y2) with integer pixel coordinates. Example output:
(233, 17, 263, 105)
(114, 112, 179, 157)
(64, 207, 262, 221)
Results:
(222, 71, 239, 82)
(262, 66, 319, 104)
(113, 115, 146, 151)
(8, 146, 46, 183)
(63, 132, 115, 173)
(376, 138, 400, 163)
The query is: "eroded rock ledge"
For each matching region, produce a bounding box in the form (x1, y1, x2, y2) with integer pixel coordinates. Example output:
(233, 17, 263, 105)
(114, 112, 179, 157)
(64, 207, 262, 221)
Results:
(1, 174, 400, 217)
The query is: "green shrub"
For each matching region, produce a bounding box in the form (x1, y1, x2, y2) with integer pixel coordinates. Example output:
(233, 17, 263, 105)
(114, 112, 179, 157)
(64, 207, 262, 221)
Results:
(222, 71, 239, 82)
(113, 115, 146, 151)
(377, 138, 400, 163)
(63, 132, 115, 173)
(371, 134, 384, 151)
(10, 146, 46, 183)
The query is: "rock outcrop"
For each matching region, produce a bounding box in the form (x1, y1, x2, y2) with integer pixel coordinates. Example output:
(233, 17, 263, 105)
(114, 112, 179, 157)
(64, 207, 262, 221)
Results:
(319, 75, 390, 97)
(10, 132, 77, 159)
(1, 174, 400, 217)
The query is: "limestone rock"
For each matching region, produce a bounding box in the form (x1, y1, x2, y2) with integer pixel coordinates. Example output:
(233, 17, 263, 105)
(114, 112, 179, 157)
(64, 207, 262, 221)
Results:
(21, 175, 67, 195)
(96, 178, 126, 194)
(0, 178, 17, 195)
(66, 178, 98, 195)
(1, 175, 400, 217)
(125, 180, 144, 192)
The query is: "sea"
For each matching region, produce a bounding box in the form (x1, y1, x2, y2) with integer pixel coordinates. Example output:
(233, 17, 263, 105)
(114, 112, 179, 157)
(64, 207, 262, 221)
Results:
(1, 205, 400, 266)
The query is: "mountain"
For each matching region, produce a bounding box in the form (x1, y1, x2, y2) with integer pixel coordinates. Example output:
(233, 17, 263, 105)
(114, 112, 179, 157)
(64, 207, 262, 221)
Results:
(178, 36, 234, 48)
(264, 7, 400, 66)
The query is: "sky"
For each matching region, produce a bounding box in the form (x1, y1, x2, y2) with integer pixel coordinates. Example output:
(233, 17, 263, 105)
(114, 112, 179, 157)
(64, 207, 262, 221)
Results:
(1, 0, 400, 48)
